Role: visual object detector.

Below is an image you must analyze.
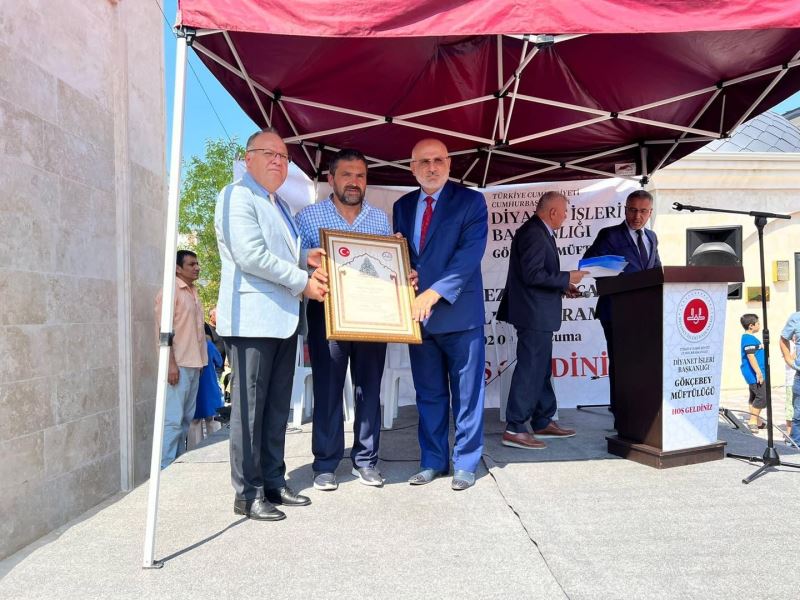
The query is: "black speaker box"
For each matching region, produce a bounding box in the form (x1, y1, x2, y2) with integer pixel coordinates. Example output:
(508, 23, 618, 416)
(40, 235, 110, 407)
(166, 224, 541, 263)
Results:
(686, 225, 743, 299)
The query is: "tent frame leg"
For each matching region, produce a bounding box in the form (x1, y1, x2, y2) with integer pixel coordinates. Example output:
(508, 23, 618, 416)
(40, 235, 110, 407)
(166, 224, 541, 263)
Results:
(141, 26, 194, 570)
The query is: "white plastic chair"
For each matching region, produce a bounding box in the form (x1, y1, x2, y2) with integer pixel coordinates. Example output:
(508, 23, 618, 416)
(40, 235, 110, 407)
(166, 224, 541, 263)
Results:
(491, 317, 516, 423)
(290, 335, 313, 428)
(381, 367, 412, 429)
(289, 335, 355, 428)
(342, 369, 355, 424)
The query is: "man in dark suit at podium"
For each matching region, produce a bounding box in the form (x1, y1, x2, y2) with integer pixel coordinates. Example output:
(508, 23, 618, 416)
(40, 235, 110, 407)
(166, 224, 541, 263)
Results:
(497, 191, 588, 449)
(582, 190, 661, 423)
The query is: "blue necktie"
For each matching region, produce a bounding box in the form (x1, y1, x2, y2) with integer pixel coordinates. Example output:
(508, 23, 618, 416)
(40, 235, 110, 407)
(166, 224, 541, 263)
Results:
(636, 229, 648, 266)
(271, 193, 298, 238)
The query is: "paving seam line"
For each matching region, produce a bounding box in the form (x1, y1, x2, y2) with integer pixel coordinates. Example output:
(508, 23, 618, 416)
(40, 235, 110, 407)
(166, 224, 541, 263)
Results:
(481, 453, 571, 600)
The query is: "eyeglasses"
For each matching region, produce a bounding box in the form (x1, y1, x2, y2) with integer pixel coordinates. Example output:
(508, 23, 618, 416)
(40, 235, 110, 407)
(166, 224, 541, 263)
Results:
(411, 156, 449, 168)
(625, 206, 652, 215)
(246, 148, 292, 163)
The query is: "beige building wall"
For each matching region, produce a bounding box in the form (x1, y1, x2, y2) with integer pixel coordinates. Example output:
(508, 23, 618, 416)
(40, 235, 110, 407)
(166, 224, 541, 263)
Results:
(651, 153, 800, 394)
(0, 0, 165, 558)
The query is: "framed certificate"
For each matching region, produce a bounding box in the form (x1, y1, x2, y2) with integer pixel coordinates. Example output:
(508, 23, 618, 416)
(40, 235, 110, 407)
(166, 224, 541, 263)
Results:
(319, 229, 422, 344)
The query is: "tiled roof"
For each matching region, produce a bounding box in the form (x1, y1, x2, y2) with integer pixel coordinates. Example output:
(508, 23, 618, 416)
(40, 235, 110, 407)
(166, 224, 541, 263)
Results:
(698, 111, 800, 153)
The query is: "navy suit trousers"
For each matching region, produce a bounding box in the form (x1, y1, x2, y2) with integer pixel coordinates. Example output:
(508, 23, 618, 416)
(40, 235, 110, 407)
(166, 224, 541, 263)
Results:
(306, 300, 386, 473)
(409, 326, 485, 473)
(506, 328, 557, 432)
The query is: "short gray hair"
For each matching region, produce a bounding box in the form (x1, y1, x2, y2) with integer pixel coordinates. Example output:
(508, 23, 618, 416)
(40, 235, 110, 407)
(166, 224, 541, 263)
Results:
(535, 191, 567, 214)
(246, 127, 281, 150)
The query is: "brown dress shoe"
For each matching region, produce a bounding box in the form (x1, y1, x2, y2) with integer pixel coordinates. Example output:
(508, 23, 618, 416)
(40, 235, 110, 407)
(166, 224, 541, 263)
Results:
(501, 431, 546, 450)
(533, 421, 576, 438)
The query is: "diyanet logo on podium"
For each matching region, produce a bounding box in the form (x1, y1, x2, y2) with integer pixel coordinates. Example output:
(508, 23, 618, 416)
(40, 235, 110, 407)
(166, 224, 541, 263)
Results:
(676, 289, 714, 342)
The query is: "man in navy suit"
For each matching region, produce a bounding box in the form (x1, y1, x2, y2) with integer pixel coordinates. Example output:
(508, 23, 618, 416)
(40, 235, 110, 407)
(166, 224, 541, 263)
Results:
(393, 138, 488, 490)
(497, 192, 588, 449)
(582, 190, 661, 423)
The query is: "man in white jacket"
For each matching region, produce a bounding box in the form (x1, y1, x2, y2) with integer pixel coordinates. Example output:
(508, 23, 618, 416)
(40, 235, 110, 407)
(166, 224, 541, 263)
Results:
(215, 128, 327, 521)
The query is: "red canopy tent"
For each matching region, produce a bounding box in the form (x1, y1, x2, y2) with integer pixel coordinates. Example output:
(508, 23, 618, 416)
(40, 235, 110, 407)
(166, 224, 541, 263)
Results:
(176, 1, 800, 185)
(145, 0, 800, 568)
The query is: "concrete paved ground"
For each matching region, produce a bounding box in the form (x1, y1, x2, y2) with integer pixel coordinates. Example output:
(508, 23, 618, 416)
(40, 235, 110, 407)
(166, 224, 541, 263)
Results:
(1, 399, 798, 600)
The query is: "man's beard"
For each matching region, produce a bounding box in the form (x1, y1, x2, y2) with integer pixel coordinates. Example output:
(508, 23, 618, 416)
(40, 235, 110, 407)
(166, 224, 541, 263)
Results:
(335, 185, 364, 206)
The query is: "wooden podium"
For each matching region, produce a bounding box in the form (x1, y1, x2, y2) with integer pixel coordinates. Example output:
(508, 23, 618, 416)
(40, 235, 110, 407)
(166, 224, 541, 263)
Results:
(597, 266, 744, 468)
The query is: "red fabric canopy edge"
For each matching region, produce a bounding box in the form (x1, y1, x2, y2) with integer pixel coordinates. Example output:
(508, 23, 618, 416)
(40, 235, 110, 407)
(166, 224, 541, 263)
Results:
(178, 0, 800, 37)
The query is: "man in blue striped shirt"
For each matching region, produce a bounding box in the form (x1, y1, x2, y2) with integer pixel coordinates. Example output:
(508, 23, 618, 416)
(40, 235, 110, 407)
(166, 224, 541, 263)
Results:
(295, 149, 392, 491)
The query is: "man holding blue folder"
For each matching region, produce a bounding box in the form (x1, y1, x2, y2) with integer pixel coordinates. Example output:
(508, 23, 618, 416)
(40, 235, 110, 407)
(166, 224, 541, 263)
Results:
(582, 190, 661, 425)
(497, 192, 588, 449)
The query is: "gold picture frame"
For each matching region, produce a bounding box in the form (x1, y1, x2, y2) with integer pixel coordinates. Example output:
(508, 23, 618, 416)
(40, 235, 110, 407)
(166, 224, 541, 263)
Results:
(319, 229, 421, 344)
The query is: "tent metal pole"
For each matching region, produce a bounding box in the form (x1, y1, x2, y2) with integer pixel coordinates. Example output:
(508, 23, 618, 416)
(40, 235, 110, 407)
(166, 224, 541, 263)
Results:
(280, 95, 382, 119)
(392, 119, 493, 144)
(724, 57, 800, 87)
(509, 116, 608, 145)
(313, 145, 322, 200)
(461, 156, 481, 182)
(515, 93, 608, 116)
(619, 86, 717, 114)
(616, 114, 719, 138)
(503, 39, 534, 137)
(568, 163, 638, 181)
(492, 148, 561, 167)
(729, 49, 800, 132)
(274, 101, 317, 168)
(194, 42, 248, 81)
(223, 31, 271, 126)
(568, 143, 639, 164)
(142, 28, 191, 570)
(395, 95, 494, 120)
(481, 150, 493, 188)
(645, 137, 718, 145)
(500, 36, 538, 94)
(285, 120, 385, 143)
(450, 175, 479, 187)
(653, 89, 721, 173)
(639, 145, 648, 182)
(490, 164, 561, 186)
(496, 35, 506, 140)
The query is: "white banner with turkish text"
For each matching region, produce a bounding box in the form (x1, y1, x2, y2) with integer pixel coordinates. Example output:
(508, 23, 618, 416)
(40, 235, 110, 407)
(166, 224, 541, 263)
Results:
(481, 178, 640, 408)
(660, 283, 727, 451)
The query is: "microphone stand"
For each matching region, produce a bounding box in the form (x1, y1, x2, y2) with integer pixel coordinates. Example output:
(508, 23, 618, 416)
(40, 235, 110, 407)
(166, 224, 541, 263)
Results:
(672, 202, 798, 484)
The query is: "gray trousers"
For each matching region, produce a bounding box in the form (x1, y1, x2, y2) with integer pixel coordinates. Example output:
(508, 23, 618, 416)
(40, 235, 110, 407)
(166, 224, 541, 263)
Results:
(225, 334, 297, 500)
(161, 366, 201, 469)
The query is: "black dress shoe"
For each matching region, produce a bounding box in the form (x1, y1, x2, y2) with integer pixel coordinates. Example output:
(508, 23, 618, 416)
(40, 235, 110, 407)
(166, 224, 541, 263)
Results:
(233, 498, 286, 521)
(265, 486, 311, 507)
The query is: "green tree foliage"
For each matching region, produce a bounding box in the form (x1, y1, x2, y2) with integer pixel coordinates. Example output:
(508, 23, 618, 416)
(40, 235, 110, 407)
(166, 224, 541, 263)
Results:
(178, 138, 244, 312)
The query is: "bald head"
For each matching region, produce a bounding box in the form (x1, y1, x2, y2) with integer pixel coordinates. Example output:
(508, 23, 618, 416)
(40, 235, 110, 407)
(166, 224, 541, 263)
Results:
(410, 138, 451, 194)
(536, 191, 569, 229)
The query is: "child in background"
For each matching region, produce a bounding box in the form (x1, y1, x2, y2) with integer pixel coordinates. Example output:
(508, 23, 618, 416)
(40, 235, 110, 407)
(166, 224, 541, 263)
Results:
(739, 314, 766, 433)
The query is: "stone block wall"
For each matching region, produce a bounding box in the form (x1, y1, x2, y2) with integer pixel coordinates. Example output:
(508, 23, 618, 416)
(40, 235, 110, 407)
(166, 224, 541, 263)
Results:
(0, 0, 165, 558)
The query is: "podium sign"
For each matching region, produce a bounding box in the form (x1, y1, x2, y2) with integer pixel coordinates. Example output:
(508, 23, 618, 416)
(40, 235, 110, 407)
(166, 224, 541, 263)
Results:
(661, 284, 728, 452)
(598, 266, 744, 468)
